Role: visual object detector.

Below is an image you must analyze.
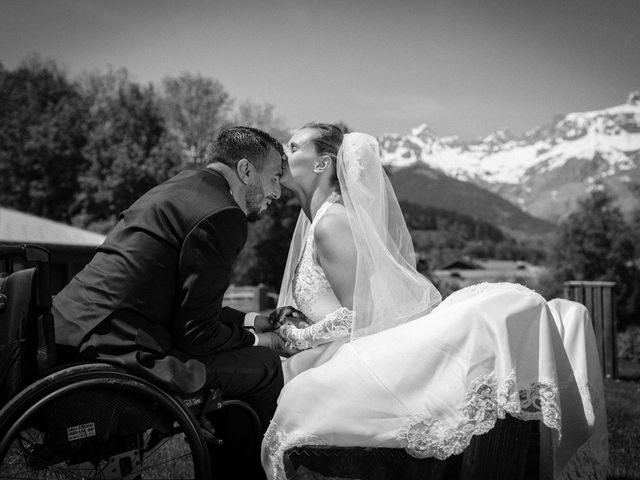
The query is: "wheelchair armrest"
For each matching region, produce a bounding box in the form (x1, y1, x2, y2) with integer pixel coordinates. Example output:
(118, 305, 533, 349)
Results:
(0, 244, 50, 263)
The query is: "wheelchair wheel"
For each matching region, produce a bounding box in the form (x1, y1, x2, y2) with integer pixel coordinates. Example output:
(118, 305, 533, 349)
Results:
(0, 363, 211, 479)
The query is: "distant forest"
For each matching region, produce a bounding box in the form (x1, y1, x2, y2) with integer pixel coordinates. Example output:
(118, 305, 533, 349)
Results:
(399, 201, 547, 269)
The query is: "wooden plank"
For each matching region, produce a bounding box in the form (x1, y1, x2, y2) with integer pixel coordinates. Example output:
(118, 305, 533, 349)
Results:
(592, 285, 604, 371)
(602, 286, 615, 378)
(538, 423, 554, 480)
(285, 418, 539, 480)
(460, 417, 538, 480)
(285, 446, 462, 479)
(574, 284, 585, 305)
(583, 285, 594, 328)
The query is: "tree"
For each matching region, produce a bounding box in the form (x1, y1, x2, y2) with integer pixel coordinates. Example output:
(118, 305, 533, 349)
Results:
(161, 73, 232, 163)
(72, 68, 184, 232)
(0, 57, 89, 221)
(552, 188, 634, 280)
(231, 190, 300, 291)
(550, 187, 640, 326)
(230, 100, 290, 142)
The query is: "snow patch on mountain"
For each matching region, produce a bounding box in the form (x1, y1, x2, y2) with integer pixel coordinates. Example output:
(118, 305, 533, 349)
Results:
(380, 95, 640, 186)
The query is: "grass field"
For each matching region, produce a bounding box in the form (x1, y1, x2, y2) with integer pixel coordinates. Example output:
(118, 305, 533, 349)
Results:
(606, 360, 640, 480)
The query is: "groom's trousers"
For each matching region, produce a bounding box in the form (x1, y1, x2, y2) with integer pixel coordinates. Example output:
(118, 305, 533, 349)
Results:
(201, 345, 283, 479)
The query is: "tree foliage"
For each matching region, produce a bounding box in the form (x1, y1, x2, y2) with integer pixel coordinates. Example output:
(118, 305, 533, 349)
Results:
(161, 73, 232, 163)
(232, 190, 300, 291)
(0, 57, 89, 221)
(550, 187, 640, 326)
(72, 68, 184, 231)
(552, 188, 635, 281)
(230, 100, 290, 142)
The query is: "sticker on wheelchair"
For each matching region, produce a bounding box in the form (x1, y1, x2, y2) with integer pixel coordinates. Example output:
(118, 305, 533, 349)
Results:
(67, 422, 96, 441)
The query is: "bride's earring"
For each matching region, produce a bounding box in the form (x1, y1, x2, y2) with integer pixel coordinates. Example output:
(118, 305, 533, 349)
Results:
(313, 156, 331, 174)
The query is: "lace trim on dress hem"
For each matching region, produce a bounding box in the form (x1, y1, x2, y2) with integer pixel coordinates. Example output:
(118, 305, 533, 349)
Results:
(264, 371, 565, 480)
(263, 424, 324, 480)
(398, 371, 561, 460)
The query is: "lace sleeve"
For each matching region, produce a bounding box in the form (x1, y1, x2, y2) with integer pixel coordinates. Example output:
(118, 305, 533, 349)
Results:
(280, 307, 353, 350)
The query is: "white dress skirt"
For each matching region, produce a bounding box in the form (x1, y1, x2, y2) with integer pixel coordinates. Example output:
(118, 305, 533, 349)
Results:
(262, 282, 608, 480)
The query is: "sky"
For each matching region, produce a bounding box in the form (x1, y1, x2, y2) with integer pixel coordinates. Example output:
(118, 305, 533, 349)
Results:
(1, 0, 639, 140)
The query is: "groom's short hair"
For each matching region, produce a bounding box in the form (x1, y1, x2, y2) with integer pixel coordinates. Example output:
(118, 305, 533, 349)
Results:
(207, 126, 284, 171)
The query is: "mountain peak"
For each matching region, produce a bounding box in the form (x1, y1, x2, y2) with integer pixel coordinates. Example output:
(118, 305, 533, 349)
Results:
(379, 95, 640, 223)
(411, 123, 437, 138)
(482, 129, 514, 144)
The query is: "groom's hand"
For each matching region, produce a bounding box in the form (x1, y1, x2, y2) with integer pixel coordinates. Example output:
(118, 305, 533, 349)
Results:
(253, 315, 275, 333)
(255, 332, 299, 357)
(269, 306, 309, 329)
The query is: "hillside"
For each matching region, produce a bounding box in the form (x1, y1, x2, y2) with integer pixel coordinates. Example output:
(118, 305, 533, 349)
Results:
(388, 164, 555, 237)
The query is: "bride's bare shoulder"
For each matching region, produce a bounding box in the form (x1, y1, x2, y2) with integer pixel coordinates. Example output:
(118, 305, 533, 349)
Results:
(315, 203, 349, 236)
(314, 203, 354, 253)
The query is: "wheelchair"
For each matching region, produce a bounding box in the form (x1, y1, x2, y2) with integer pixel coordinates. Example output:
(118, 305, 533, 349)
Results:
(0, 244, 261, 479)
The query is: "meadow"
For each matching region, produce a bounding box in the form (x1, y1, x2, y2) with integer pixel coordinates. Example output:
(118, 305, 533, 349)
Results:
(607, 360, 640, 479)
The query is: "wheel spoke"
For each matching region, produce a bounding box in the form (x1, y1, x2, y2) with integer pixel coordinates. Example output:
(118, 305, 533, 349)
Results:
(0, 367, 206, 479)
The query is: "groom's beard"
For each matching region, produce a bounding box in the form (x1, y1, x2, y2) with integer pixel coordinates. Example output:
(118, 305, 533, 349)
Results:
(245, 182, 266, 223)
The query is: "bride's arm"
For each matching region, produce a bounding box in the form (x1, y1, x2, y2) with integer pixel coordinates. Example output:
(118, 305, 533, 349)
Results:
(314, 206, 356, 308)
(279, 206, 357, 350)
(279, 307, 353, 350)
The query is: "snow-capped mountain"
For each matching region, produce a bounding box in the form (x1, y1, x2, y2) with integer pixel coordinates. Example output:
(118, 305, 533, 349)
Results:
(380, 92, 640, 223)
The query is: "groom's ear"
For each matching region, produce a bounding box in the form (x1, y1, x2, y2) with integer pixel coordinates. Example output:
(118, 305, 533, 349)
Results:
(313, 155, 332, 174)
(236, 158, 255, 184)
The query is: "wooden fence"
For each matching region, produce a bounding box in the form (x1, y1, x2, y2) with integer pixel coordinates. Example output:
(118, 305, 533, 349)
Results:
(223, 284, 277, 313)
(564, 280, 617, 379)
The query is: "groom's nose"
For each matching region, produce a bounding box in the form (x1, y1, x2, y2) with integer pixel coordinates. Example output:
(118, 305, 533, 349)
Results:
(272, 182, 281, 200)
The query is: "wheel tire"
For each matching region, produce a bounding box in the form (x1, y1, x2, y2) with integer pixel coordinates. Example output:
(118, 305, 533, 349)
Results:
(0, 363, 211, 479)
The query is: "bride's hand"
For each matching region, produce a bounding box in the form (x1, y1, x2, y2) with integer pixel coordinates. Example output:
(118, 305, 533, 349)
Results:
(269, 306, 310, 329)
(277, 322, 295, 340)
(277, 323, 308, 353)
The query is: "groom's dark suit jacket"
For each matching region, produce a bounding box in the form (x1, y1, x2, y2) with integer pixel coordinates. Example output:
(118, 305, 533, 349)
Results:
(53, 168, 255, 393)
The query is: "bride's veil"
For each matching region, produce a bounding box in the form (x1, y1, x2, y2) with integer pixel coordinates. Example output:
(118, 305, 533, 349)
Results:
(278, 132, 442, 340)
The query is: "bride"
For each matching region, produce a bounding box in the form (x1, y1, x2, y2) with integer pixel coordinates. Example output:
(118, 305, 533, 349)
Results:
(262, 123, 608, 480)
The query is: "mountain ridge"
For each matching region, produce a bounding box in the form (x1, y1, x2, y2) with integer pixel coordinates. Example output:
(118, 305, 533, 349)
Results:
(380, 91, 640, 223)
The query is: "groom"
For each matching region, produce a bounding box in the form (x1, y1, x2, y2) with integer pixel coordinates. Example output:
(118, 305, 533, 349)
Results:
(53, 126, 297, 478)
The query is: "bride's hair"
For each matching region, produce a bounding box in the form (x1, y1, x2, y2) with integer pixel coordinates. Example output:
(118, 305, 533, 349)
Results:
(302, 122, 344, 188)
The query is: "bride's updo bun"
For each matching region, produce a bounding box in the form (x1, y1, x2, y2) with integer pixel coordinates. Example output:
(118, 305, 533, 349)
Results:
(302, 122, 344, 189)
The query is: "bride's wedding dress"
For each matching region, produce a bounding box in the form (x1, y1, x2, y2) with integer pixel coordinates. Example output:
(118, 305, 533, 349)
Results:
(262, 133, 607, 480)
(262, 193, 608, 480)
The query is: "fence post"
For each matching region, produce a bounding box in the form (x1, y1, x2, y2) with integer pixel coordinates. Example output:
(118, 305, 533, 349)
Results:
(564, 281, 617, 379)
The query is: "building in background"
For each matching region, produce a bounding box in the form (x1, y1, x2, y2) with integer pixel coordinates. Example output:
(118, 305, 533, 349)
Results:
(0, 207, 106, 293)
(223, 284, 278, 314)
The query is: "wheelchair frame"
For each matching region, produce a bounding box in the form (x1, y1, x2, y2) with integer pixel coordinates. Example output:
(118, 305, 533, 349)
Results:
(0, 244, 261, 479)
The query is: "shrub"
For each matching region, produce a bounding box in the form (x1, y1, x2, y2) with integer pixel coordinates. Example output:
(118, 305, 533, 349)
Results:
(618, 325, 640, 363)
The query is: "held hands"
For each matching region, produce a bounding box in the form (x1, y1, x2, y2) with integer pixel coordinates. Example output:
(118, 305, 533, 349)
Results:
(255, 332, 299, 357)
(252, 306, 309, 356)
(253, 306, 310, 333)
(254, 306, 310, 356)
(268, 306, 311, 330)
